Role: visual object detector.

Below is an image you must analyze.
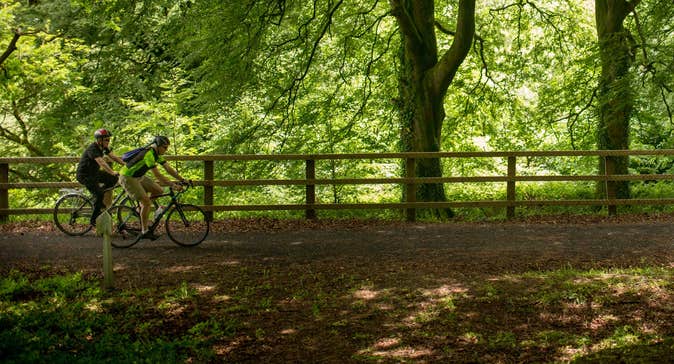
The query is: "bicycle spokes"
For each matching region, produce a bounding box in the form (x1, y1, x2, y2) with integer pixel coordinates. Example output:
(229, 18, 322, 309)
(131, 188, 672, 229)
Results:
(109, 205, 143, 248)
(53, 193, 94, 236)
(165, 204, 209, 247)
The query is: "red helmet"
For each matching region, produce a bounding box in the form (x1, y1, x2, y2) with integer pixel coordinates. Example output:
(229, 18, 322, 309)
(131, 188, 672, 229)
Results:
(94, 128, 112, 140)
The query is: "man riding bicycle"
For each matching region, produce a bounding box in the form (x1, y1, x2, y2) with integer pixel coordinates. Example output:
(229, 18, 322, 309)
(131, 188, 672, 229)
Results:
(76, 128, 125, 228)
(119, 135, 187, 240)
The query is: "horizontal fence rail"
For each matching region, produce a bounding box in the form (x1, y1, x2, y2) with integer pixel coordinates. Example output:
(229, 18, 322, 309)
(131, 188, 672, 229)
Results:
(2, 150, 674, 222)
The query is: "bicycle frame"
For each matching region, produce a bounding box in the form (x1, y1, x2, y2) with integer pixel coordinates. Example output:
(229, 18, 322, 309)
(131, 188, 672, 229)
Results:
(109, 187, 129, 207)
(145, 185, 191, 232)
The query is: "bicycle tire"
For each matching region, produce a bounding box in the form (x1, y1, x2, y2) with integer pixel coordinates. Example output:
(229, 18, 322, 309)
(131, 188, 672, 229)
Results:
(165, 204, 209, 247)
(109, 205, 143, 248)
(53, 194, 93, 236)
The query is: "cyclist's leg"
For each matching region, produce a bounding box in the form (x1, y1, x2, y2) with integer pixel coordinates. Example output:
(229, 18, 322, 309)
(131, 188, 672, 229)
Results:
(103, 189, 113, 209)
(121, 175, 153, 234)
(82, 178, 105, 226)
(139, 177, 163, 238)
(141, 176, 163, 199)
(98, 171, 118, 209)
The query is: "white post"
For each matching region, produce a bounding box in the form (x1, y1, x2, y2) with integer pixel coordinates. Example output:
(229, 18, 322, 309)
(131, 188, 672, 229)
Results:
(96, 210, 114, 289)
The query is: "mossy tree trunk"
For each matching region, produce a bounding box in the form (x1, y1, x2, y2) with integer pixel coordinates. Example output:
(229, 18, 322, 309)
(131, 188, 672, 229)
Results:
(391, 0, 475, 219)
(595, 0, 640, 207)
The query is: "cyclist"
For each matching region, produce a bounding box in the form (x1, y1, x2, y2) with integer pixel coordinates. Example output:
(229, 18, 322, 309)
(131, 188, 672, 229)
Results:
(76, 128, 125, 228)
(119, 135, 187, 240)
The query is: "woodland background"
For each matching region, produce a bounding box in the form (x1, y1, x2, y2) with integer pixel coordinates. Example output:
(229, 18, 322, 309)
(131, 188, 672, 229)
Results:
(1, 0, 673, 219)
(3, 3, 674, 362)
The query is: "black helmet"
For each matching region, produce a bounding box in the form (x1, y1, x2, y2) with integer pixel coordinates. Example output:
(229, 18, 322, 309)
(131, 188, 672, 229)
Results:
(94, 128, 112, 140)
(153, 135, 170, 147)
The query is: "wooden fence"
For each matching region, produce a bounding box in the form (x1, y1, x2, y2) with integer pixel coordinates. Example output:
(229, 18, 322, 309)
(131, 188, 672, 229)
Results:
(2, 150, 674, 222)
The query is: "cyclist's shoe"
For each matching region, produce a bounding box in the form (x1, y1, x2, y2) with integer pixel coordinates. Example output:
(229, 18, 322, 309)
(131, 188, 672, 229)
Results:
(141, 231, 161, 241)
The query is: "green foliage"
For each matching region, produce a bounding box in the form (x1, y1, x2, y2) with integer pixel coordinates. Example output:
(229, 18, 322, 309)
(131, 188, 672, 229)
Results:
(0, 270, 31, 300)
(0, 272, 235, 363)
(443, 0, 600, 153)
(2, 0, 674, 221)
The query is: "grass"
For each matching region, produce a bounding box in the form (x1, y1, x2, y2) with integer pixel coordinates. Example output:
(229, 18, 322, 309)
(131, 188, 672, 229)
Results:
(0, 272, 232, 363)
(1, 264, 673, 363)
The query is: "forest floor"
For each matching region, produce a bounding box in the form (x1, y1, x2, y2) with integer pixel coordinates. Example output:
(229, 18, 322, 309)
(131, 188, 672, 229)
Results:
(1, 214, 674, 363)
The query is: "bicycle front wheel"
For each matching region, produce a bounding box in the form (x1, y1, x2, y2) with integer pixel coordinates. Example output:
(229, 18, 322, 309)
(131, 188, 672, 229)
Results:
(165, 204, 209, 247)
(53, 194, 93, 236)
(109, 205, 143, 248)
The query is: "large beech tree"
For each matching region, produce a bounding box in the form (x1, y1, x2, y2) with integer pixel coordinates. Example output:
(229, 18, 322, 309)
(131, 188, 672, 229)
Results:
(166, 0, 476, 217)
(391, 0, 475, 216)
(595, 0, 640, 203)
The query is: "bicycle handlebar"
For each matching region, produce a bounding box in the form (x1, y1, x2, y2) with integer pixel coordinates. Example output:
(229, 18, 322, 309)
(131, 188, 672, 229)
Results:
(168, 180, 193, 197)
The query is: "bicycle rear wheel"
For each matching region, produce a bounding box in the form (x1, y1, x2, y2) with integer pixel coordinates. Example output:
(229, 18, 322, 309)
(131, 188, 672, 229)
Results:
(165, 204, 209, 247)
(53, 194, 93, 236)
(109, 205, 143, 248)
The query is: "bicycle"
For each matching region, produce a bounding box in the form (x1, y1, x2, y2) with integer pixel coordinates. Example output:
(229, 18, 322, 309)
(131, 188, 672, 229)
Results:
(53, 183, 144, 236)
(110, 181, 209, 248)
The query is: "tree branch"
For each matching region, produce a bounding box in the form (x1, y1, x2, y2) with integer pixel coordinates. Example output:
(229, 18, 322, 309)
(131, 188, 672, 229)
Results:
(435, 19, 494, 94)
(661, 86, 673, 124)
(554, 88, 598, 149)
(626, 0, 642, 13)
(431, 0, 475, 96)
(631, 7, 649, 65)
(389, 0, 424, 47)
(0, 30, 21, 67)
(0, 104, 44, 156)
(262, 0, 345, 146)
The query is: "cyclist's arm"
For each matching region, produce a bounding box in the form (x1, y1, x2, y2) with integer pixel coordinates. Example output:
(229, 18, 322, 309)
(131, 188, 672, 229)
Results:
(162, 163, 186, 183)
(150, 166, 177, 188)
(94, 156, 119, 176)
(107, 151, 126, 166)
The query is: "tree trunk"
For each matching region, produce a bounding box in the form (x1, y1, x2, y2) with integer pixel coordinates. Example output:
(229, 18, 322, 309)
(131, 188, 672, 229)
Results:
(391, 0, 475, 219)
(595, 0, 640, 206)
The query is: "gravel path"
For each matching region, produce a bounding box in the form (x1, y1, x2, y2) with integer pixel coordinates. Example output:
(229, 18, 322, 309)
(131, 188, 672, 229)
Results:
(2, 218, 673, 277)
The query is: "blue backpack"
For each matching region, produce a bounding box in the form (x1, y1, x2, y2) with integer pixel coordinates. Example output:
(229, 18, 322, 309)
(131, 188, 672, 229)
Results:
(121, 147, 149, 167)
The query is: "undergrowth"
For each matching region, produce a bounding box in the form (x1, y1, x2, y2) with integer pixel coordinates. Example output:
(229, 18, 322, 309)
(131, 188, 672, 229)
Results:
(1, 265, 673, 363)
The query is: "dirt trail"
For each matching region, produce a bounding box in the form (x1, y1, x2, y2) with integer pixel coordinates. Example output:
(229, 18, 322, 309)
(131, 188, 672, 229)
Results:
(2, 217, 673, 277)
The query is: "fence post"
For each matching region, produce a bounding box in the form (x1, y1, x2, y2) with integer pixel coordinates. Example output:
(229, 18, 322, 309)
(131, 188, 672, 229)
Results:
(405, 157, 416, 222)
(0, 163, 7, 222)
(306, 159, 316, 219)
(204, 160, 214, 222)
(604, 156, 617, 216)
(506, 156, 516, 219)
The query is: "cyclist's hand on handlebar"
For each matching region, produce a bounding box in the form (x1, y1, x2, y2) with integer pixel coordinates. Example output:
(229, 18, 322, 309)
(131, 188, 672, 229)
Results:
(170, 182, 184, 192)
(179, 179, 192, 187)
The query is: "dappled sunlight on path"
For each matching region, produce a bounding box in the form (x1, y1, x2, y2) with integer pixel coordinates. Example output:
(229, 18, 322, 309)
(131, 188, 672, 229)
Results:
(1, 217, 674, 362)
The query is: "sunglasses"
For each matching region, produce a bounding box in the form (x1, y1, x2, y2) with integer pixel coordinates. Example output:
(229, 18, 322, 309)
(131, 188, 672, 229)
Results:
(102, 138, 111, 142)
